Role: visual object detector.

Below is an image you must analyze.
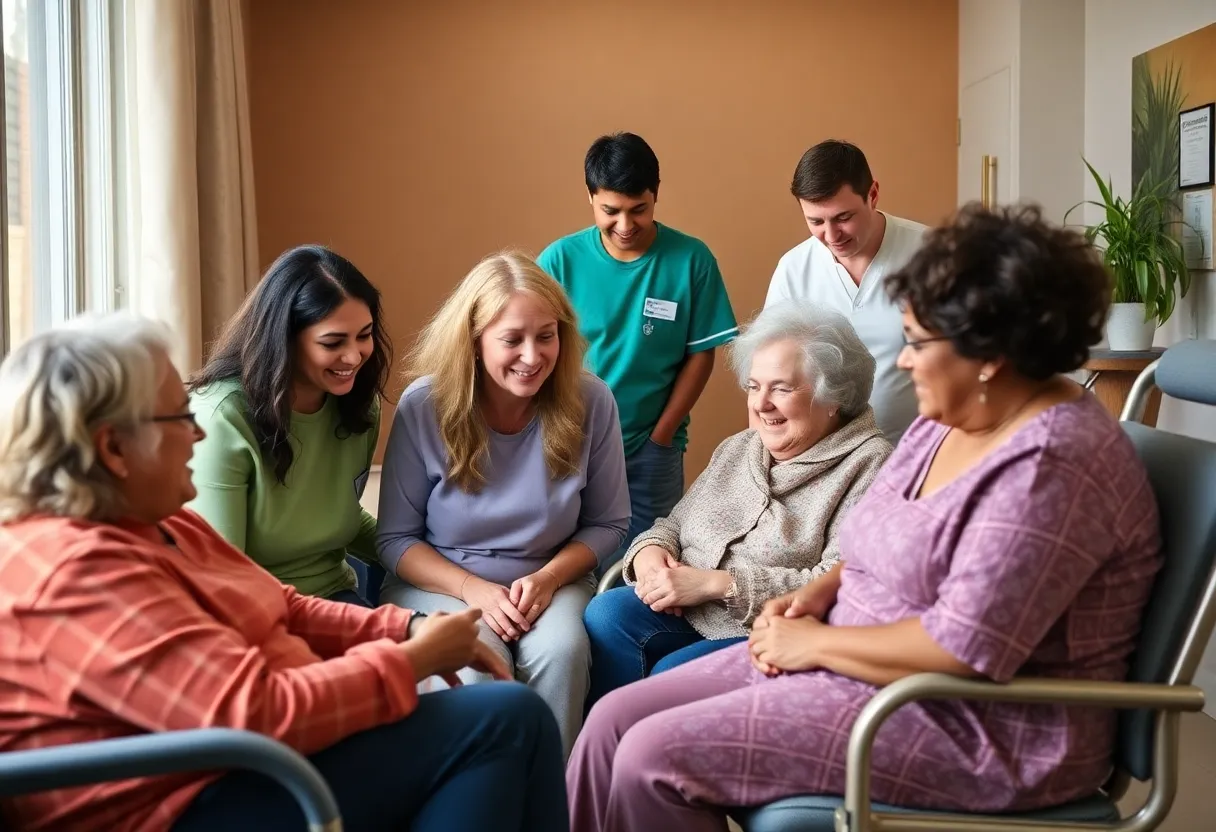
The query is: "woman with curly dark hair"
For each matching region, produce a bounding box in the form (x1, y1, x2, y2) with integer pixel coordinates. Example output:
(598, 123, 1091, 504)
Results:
(567, 203, 1164, 830)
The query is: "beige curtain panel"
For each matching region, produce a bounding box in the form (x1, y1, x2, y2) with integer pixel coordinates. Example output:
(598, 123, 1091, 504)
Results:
(121, 0, 259, 373)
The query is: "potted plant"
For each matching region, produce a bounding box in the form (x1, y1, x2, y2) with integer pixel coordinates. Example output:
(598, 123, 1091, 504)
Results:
(1065, 160, 1192, 351)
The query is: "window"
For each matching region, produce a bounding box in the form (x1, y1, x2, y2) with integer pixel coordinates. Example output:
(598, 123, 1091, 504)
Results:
(2, 0, 123, 355)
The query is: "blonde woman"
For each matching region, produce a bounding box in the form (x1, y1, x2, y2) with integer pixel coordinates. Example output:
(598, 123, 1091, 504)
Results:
(377, 251, 630, 757)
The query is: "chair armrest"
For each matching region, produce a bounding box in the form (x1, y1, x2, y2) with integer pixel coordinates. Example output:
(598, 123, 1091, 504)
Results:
(841, 673, 1204, 832)
(0, 728, 341, 832)
(597, 560, 626, 595)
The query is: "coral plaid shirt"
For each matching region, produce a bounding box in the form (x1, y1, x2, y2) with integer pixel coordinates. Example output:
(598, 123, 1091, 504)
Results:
(0, 509, 419, 832)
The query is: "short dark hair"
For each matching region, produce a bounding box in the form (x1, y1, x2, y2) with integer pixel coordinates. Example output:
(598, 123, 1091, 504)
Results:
(885, 202, 1111, 380)
(791, 139, 874, 202)
(584, 132, 660, 197)
(191, 245, 392, 483)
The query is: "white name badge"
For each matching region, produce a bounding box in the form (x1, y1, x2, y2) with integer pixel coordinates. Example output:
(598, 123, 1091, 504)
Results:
(643, 298, 678, 321)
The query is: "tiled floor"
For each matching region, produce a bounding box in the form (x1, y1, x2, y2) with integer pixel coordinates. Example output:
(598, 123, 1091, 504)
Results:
(364, 471, 1216, 827)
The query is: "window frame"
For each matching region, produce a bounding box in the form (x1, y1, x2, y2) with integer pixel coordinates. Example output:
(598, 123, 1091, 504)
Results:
(1, 0, 123, 357)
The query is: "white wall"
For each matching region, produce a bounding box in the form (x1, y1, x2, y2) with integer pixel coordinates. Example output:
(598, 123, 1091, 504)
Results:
(1019, 0, 1086, 224)
(958, 0, 1021, 204)
(959, 0, 1021, 88)
(1084, 0, 1216, 714)
(959, 0, 1086, 219)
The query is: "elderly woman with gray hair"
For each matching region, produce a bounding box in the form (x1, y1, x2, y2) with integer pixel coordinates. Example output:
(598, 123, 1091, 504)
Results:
(583, 301, 892, 709)
(0, 313, 569, 832)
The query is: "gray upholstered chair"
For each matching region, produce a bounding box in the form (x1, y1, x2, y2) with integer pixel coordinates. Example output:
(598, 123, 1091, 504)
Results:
(0, 728, 341, 831)
(732, 338, 1216, 832)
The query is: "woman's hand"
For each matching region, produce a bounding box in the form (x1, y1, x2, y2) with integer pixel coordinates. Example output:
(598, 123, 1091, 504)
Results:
(631, 545, 676, 584)
(748, 613, 824, 676)
(636, 564, 731, 613)
(509, 569, 560, 625)
(401, 609, 512, 685)
(460, 576, 531, 642)
(758, 577, 838, 625)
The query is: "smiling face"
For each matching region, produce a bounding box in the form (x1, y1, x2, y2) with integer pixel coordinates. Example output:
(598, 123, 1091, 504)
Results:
(477, 292, 560, 403)
(800, 182, 881, 259)
(588, 189, 657, 260)
(294, 298, 375, 403)
(895, 307, 990, 426)
(745, 338, 840, 460)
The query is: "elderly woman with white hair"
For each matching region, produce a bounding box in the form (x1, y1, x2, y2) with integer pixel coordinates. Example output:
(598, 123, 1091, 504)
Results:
(582, 301, 892, 709)
(0, 313, 570, 832)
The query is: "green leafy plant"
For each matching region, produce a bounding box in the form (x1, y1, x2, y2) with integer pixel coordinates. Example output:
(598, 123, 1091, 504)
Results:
(1131, 55, 1185, 197)
(1064, 160, 1191, 326)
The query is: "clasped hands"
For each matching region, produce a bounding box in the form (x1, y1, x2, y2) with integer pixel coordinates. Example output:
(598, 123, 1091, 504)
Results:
(460, 569, 561, 642)
(747, 581, 833, 677)
(631, 545, 731, 615)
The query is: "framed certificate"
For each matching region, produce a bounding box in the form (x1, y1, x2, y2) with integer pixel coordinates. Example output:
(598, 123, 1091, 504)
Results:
(1179, 103, 1214, 189)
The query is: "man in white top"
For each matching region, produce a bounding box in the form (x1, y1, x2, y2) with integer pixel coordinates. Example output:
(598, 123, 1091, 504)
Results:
(764, 139, 928, 444)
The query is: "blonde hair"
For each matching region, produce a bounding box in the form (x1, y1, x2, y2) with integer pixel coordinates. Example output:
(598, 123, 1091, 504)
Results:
(0, 312, 170, 523)
(405, 251, 588, 492)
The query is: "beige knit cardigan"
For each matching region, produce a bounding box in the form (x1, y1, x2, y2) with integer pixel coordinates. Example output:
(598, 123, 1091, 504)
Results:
(622, 408, 892, 639)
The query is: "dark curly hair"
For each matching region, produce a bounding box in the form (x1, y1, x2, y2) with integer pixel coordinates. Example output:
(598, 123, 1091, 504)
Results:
(885, 202, 1111, 380)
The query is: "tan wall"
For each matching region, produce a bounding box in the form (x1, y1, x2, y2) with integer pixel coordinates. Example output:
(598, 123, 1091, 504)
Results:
(247, 0, 959, 480)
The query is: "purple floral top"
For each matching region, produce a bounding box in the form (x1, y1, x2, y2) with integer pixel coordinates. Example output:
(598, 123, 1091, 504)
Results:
(832, 393, 1162, 808)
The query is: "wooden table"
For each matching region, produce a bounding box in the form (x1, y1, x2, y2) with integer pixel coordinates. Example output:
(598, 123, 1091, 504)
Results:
(1083, 348, 1164, 426)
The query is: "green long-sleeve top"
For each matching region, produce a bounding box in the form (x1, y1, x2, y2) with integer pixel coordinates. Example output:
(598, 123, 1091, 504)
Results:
(187, 377, 380, 598)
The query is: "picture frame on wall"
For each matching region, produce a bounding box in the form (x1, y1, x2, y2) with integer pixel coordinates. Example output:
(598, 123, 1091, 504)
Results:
(1179, 102, 1214, 189)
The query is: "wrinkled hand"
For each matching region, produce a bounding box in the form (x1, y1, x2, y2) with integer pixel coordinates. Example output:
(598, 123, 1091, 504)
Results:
(748, 614, 823, 676)
(509, 569, 559, 626)
(632, 545, 677, 584)
(629, 547, 684, 615)
(403, 609, 511, 685)
(461, 576, 531, 642)
(636, 563, 721, 613)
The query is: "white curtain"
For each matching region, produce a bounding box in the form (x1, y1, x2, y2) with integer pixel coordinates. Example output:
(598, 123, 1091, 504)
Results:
(120, 0, 259, 373)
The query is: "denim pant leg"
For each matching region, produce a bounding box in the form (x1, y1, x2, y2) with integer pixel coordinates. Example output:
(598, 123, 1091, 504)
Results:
(172, 683, 568, 832)
(326, 588, 372, 608)
(343, 555, 385, 606)
(650, 635, 749, 675)
(583, 586, 702, 713)
(599, 439, 685, 580)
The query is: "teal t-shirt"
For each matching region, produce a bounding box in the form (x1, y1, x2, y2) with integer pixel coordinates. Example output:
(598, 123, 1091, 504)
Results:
(538, 223, 738, 456)
(186, 377, 380, 598)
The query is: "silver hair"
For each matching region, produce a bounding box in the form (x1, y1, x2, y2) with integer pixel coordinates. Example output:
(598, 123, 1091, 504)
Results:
(729, 301, 876, 418)
(0, 311, 172, 523)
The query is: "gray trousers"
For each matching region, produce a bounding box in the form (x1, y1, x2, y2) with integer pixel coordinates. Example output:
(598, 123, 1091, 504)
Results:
(380, 573, 595, 760)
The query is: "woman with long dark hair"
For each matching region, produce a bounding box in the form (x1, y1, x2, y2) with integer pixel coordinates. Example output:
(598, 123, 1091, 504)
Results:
(188, 244, 391, 604)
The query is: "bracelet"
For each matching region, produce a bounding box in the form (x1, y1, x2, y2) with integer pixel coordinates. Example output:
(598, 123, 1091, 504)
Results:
(458, 573, 473, 601)
(406, 611, 428, 638)
(722, 570, 738, 602)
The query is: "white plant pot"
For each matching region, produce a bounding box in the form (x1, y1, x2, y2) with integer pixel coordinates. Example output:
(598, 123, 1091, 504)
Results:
(1106, 303, 1157, 352)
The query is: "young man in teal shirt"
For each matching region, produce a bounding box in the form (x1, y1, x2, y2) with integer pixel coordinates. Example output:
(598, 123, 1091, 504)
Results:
(538, 132, 738, 577)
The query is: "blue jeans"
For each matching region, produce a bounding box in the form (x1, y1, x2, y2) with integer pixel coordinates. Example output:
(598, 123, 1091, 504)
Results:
(583, 586, 746, 712)
(172, 682, 568, 832)
(326, 588, 371, 607)
(600, 439, 685, 580)
(344, 555, 386, 606)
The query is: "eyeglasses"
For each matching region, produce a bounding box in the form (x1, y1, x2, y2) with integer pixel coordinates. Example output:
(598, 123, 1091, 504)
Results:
(902, 334, 954, 351)
(148, 412, 198, 427)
